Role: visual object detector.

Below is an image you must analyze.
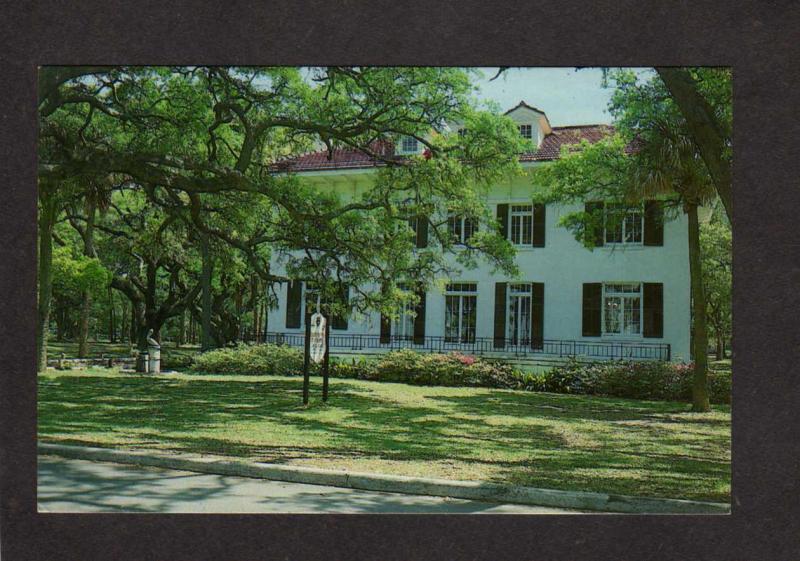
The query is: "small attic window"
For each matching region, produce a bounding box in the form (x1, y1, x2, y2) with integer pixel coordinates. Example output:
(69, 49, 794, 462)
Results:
(457, 127, 468, 137)
(401, 136, 419, 153)
(518, 124, 533, 140)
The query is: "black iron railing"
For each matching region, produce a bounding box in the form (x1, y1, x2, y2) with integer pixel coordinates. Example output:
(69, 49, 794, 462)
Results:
(264, 332, 671, 361)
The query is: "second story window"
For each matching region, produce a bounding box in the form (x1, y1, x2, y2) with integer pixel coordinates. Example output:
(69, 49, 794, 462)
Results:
(401, 136, 419, 153)
(510, 204, 533, 245)
(448, 213, 477, 244)
(605, 204, 643, 245)
(457, 127, 468, 137)
(518, 124, 532, 140)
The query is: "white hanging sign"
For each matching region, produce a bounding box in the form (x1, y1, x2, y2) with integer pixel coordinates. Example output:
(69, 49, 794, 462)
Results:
(309, 312, 327, 364)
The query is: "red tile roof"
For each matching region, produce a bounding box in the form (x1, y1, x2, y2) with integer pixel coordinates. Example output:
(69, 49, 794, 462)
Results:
(270, 139, 401, 173)
(521, 124, 615, 161)
(271, 125, 614, 173)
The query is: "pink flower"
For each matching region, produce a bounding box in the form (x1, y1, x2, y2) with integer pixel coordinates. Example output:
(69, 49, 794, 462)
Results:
(451, 352, 476, 365)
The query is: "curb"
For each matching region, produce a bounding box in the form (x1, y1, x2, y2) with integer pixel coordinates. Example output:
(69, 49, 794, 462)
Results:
(39, 442, 730, 514)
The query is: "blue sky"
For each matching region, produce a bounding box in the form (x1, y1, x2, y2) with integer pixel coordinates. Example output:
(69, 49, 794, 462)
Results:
(472, 67, 617, 126)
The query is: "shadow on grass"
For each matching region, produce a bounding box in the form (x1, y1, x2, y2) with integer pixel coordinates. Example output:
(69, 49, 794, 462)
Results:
(38, 371, 731, 501)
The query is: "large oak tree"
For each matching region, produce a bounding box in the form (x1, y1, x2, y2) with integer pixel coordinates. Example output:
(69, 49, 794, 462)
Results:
(38, 66, 525, 370)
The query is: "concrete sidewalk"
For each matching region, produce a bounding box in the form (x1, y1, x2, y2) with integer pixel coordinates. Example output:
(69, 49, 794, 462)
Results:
(38, 442, 731, 514)
(38, 456, 580, 514)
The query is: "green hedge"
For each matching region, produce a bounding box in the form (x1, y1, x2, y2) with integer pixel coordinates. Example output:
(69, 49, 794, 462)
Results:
(192, 344, 305, 376)
(190, 344, 730, 404)
(522, 358, 730, 404)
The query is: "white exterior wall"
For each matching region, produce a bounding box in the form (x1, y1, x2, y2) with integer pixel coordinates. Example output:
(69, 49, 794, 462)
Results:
(267, 168, 691, 361)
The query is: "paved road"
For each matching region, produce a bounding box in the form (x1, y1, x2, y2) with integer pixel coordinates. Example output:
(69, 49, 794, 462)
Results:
(38, 456, 579, 514)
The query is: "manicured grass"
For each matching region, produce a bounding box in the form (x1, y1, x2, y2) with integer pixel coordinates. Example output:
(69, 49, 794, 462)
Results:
(38, 368, 731, 502)
(47, 340, 137, 358)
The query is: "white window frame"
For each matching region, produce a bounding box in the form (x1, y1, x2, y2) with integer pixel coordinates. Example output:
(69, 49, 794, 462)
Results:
(507, 283, 532, 345)
(518, 124, 533, 140)
(509, 204, 534, 246)
(602, 282, 643, 337)
(400, 136, 419, 154)
(447, 213, 477, 245)
(604, 204, 644, 245)
(444, 283, 477, 343)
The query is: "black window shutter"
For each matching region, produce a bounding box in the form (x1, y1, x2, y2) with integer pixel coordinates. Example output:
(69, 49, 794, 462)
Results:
(285, 281, 302, 328)
(532, 204, 546, 247)
(331, 285, 349, 330)
(643, 200, 664, 246)
(380, 314, 391, 344)
(413, 289, 426, 344)
(493, 282, 507, 348)
(496, 204, 509, 239)
(643, 283, 664, 338)
(582, 283, 602, 336)
(415, 216, 428, 248)
(585, 202, 605, 248)
(531, 283, 544, 350)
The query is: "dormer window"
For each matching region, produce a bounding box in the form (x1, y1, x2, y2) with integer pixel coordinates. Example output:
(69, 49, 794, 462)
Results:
(457, 127, 468, 137)
(518, 124, 533, 140)
(401, 136, 419, 153)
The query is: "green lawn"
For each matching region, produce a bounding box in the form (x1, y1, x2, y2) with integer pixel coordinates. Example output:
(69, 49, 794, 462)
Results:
(46, 340, 199, 368)
(47, 340, 138, 358)
(38, 368, 731, 502)
(47, 340, 201, 358)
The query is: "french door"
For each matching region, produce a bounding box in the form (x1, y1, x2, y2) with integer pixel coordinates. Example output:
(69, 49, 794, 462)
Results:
(507, 283, 532, 346)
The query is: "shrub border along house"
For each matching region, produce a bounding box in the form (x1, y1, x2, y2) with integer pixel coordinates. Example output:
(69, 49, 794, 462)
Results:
(191, 343, 730, 404)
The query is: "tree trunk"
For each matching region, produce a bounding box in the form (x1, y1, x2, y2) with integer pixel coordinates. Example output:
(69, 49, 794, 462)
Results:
(262, 300, 268, 342)
(55, 308, 65, 342)
(130, 303, 137, 345)
(688, 204, 710, 412)
(37, 197, 58, 372)
(200, 234, 213, 351)
(77, 289, 92, 357)
(132, 302, 148, 372)
(108, 284, 116, 343)
(120, 299, 128, 343)
(177, 310, 185, 347)
(77, 199, 97, 358)
(251, 275, 259, 342)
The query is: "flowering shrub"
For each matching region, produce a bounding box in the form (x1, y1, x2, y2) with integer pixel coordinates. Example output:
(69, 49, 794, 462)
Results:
(451, 352, 477, 366)
(353, 349, 521, 389)
(190, 344, 730, 404)
(542, 359, 730, 403)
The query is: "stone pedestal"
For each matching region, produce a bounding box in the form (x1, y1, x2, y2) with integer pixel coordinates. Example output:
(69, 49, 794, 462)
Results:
(148, 345, 161, 374)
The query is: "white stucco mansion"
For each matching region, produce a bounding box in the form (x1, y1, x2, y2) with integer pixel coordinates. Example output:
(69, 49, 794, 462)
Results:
(266, 102, 690, 363)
